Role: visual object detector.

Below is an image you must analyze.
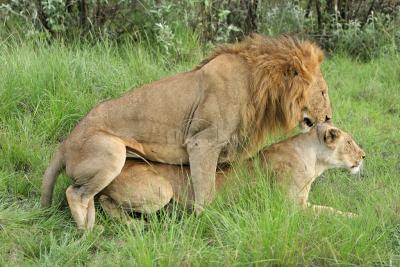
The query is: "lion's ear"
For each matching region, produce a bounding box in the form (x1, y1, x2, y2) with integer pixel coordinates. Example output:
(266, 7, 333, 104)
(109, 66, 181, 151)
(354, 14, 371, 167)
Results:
(292, 56, 311, 80)
(324, 127, 341, 145)
(285, 65, 298, 77)
(284, 57, 303, 78)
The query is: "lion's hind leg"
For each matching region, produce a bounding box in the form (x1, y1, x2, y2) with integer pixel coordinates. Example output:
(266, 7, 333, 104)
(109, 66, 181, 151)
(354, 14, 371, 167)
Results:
(65, 134, 127, 230)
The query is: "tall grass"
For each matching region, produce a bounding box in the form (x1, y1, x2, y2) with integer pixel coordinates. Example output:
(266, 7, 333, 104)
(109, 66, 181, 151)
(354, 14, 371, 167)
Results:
(0, 39, 399, 265)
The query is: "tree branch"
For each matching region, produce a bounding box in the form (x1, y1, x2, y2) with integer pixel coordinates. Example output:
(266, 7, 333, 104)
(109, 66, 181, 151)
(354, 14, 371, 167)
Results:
(305, 0, 313, 18)
(79, 0, 87, 29)
(361, 0, 376, 28)
(315, 0, 322, 30)
(35, 0, 54, 35)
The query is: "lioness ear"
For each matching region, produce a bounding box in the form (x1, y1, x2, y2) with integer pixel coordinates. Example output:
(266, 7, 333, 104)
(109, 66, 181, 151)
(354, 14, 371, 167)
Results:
(324, 127, 341, 145)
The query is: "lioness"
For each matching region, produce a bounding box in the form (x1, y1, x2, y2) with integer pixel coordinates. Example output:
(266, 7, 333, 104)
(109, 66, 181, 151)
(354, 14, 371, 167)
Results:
(99, 123, 365, 219)
(41, 35, 332, 229)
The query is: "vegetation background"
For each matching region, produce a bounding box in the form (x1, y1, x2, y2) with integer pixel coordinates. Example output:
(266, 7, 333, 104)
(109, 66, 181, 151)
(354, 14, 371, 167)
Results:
(0, 0, 399, 265)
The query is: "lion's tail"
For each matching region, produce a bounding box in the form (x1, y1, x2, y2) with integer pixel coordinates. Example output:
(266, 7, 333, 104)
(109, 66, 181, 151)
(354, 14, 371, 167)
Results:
(40, 144, 65, 208)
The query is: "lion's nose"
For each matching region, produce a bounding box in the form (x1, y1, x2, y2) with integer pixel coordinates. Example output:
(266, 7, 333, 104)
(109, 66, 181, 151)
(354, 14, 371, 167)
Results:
(325, 115, 331, 122)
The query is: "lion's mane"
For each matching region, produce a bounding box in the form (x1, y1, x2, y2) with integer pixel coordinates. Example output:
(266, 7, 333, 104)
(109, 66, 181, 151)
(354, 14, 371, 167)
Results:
(196, 34, 324, 150)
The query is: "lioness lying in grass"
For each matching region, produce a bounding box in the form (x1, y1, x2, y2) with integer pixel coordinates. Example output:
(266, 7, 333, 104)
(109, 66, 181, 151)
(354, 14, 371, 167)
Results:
(98, 123, 365, 220)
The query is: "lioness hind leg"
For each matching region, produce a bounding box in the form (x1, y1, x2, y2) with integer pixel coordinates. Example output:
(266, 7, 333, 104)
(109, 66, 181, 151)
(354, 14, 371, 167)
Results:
(99, 195, 131, 222)
(130, 174, 174, 214)
(101, 168, 174, 215)
(65, 135, 126, 229)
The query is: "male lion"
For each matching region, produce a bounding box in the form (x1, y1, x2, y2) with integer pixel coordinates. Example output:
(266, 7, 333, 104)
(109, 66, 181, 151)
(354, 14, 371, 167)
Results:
(98, 123, 365, 219)
(41, 34, 332, 229)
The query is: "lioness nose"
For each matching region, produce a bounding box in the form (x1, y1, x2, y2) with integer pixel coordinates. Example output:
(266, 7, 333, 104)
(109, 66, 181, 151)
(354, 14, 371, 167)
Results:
(325, 115, 331, 122)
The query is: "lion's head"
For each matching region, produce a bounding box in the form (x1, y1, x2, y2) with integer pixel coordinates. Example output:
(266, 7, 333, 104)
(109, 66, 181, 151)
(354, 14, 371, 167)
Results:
(243, 35, 332, 136)
(300, 71, 332, 132)
(196, 34, 332, 149)
(316, 123, 365, 174)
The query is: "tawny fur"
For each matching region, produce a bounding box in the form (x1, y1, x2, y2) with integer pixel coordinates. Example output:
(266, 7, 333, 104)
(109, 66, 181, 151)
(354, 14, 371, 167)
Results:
(99, 123, 365, 220)
(197, 34, 328, 148)
(41, 34, 332, 229)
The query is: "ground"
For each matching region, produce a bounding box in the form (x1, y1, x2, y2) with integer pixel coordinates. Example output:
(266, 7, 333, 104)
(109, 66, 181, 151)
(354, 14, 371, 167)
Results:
(0, 41, 399, 266)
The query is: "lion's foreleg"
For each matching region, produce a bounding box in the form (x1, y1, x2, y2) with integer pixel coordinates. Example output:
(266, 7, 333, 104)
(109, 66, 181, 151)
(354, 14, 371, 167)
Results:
(187, 135, 222, 214)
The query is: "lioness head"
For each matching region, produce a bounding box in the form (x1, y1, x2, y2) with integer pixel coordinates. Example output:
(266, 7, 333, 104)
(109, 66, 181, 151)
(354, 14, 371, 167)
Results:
(317, 123, 365, 174)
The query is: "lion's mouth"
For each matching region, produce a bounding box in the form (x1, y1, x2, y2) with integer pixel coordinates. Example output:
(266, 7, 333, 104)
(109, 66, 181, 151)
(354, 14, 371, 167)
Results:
(303, 117, 314, 127)
(299, 113, 315, 133)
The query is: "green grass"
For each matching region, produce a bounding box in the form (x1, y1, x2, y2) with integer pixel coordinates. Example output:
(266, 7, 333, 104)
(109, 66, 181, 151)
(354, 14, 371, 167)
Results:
(0, 39, 399, 266)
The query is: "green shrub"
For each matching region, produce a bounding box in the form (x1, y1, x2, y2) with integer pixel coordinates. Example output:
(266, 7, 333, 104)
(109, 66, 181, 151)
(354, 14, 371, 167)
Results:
(0, 1, 399, 59)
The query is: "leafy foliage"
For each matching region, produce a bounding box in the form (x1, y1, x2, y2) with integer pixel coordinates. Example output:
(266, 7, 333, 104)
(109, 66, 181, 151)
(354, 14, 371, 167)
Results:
(1, 0, 399, 59)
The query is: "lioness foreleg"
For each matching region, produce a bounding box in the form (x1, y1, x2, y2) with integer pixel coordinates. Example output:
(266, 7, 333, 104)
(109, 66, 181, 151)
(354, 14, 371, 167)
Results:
(290, 187, 357, 218)
(308, 203, 357, 218)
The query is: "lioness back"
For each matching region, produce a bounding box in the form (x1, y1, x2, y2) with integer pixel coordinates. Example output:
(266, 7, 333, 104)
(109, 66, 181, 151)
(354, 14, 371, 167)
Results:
(102, 123, 365, 213)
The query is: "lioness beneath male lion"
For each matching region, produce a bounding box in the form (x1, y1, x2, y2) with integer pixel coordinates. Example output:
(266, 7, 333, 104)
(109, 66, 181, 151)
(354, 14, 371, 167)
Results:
(99, 123, 365, 219)
(41, 34, 332, 229)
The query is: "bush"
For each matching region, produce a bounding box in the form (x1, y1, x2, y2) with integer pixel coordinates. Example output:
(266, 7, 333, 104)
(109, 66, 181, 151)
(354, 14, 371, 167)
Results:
(0, 0, 399, 60)
(330, 14, 399, 60)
